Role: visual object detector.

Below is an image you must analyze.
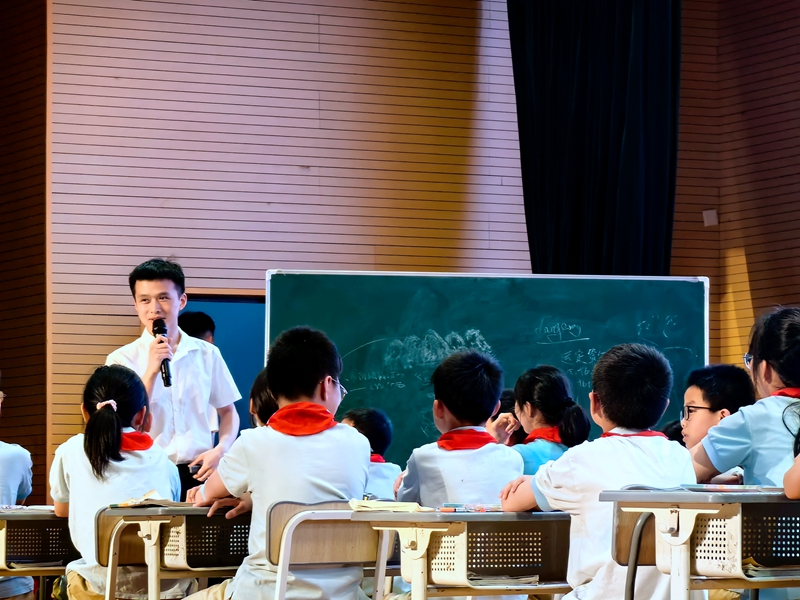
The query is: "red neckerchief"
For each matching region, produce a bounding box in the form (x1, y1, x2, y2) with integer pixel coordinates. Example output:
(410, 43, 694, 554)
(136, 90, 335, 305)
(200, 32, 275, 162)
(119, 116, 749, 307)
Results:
(524, 426, 562, 445)
(601, 430, 668, 439)
(437, 429, 497, 451)
(370, 453, 386, 463)
(267, 402, 337, 436)
(774, 388, 800, 399)
(120, 431, 154, 451)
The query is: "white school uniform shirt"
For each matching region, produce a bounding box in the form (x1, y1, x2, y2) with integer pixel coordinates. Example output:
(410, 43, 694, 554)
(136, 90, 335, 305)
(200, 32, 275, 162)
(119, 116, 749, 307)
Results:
(531, 429, 697, 600)
(49, 431, 186, 599)
(396, 427, 524, 507)
(366, 461, 402, 500)
(217, 422, 370, 600)
(106, 328, 241, 464)
(0, 441, 34, 598)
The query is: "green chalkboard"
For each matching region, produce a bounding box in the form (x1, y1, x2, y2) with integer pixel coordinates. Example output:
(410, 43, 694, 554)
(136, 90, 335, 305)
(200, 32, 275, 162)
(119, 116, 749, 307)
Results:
(266, 271, 708, 466)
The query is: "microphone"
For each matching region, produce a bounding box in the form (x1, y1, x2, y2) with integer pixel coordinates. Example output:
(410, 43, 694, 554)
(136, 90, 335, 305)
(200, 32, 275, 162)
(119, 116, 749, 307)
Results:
(152, 318, 172, 388)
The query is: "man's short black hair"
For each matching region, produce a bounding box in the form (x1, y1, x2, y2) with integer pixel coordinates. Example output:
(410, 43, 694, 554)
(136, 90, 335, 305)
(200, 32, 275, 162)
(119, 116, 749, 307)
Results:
(266, 326, 342, 400)
(686, 364, 755, 414)
(129, 258, 185, 296)
(431, 351, 503, 425)
(592, 343, 672, 430)
(178, 311, 216, 339)
(343, 407, 393, 456)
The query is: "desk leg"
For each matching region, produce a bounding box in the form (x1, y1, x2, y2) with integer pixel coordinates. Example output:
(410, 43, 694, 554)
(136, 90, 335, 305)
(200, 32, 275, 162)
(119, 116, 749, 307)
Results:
(409, 553, 428, 600)
(670, 542, 691, 600)
(138, 522, 163, 600)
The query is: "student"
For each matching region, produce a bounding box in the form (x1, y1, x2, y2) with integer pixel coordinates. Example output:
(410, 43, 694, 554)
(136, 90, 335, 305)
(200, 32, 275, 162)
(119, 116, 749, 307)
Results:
(248, 367, 278, 427)
(50, 365, 187, 600)
(185, 327, 370, 600)
(106, 259, 240, 499)
(692, 307, 800, 488)
(396, 351, 523, 508)
(680, 364, 755, 449)
(178, 311, 216, 344)
(486, 388, 527, 445)
(342, 407, 402, 499)
(500, 344, 695, 600)
(490, 366, 590, 474)
(0, 375, 34, 600)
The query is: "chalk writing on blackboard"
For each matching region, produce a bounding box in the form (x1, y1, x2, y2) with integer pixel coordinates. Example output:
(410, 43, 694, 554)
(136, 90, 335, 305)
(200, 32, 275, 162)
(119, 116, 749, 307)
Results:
(535, 318, 590, 345)
(382, 329, 493, 371)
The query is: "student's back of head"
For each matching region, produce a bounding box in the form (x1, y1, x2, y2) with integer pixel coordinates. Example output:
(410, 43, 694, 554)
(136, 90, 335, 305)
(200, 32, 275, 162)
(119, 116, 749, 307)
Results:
(431, 350, 503, 425)
(83, 365, 149, 479)
(749, 306, 800, 391)
(592, 343, 672, 430)
(266, 326, 342, 400)
(249, 367, 278, 426)
(515, 365, 590, 447)
(342, 407, 393, 456)
(686, 365, 755, 413)
(178, 311, 216, 342)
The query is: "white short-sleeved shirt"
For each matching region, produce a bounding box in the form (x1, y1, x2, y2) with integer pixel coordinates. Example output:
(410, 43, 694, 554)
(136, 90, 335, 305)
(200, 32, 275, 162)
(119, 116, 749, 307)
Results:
(366, 461, 402, 500)
(217, 422, 370, 600)
(532, 429, 697, 600)
(702, 395, 797, 486)
(106, 328, 241, 464)
(0, 441, 34, 598)
(396, 427, 524, 508)
(49, 432, 187, 599)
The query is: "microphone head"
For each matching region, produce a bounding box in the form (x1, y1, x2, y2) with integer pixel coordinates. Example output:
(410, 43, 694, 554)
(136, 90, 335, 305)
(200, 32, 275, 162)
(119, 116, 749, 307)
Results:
(152, 319, 168, 336)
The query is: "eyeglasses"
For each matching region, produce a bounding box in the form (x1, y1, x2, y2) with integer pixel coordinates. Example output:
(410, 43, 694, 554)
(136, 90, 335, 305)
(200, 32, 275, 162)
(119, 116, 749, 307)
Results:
(682, 405, 713, 421)
(743, 353, 753, 370)
(322, 379, 348, 398)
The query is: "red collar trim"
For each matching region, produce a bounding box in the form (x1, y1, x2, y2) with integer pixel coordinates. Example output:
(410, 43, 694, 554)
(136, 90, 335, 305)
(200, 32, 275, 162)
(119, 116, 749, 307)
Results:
(370, 453, 386, 463)
(267, 402, 337, 436)
(437, 429, 497, 451)
(524, 426, 562, 445)
(775, 388, 800, 399)
(600, 430, 668, 439)
(120, 431, 154, 452)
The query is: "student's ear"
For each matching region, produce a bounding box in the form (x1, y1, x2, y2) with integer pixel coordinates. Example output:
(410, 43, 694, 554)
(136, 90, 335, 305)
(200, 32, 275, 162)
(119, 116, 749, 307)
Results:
(588, 391, 602, 418)
(492, 400, 501, 417)
(718, 408, 731, 420)
(131, 405, 150, 431)
(433, 399, 446, 420)
(80, 403, 90, 424)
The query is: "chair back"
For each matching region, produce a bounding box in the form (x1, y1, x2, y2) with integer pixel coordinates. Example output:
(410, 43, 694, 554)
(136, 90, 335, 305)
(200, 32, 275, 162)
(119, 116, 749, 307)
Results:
(611, 505, 656, 566)
(95, 509, 146, 567)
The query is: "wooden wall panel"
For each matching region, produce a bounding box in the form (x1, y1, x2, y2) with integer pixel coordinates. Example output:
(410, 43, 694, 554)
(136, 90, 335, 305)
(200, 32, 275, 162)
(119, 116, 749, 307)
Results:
(48, 0, 527, 454)
(0, 0, 48, 504)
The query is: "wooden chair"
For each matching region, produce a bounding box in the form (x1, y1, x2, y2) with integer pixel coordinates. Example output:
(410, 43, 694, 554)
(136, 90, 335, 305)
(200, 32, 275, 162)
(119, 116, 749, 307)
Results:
(267, 501, 393, 600)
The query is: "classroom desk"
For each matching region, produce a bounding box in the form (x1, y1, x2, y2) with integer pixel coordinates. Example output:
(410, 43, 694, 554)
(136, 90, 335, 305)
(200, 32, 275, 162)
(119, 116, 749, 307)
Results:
(99, 505, 249, 600)
(599, 489, 800, 600)
(0, 509, 80, 600)
(351, 511, 572, 599)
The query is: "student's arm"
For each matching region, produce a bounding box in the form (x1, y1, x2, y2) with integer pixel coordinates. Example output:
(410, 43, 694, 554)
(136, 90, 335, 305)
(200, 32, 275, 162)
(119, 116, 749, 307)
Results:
(690, 443, 721, 483)
(189, 434, 248, 513)
(692, 410, 752, 483)
(396, 454, 420, 503)
(500, 476, 538, 511)
(54, 502, 69, 518)
(187, 470, 232, 505)
(785, 455, 800, 499)
(14, 448, 32, 504)
(49, 445, 70, 518)
(192, 404, 240, 480)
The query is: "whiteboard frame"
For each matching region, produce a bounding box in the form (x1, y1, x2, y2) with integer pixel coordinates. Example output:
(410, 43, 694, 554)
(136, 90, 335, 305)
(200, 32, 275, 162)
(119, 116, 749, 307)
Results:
(265, 269, 710, 366)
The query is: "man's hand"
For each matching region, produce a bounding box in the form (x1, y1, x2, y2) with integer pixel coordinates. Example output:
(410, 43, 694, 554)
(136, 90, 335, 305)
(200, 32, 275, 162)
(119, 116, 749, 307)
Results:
(190, 446, 224, 481)
(487, 413, 520, 445)
(205, 493, 253, 519)
(145, 335, 174, 382)
(393, 471, 406, 498)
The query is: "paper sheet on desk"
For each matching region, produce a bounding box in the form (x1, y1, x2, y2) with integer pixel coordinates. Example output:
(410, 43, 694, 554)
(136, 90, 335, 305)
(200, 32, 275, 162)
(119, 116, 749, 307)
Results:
(109, 489, 191, 508)
(349, 499, 435, 512)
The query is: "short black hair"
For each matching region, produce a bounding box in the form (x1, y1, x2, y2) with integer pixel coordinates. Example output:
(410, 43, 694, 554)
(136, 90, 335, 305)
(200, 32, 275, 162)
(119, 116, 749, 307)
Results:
(749, 306, 800, 387)
(343, 407, 394, 456)
(249, 367, 277, 426)
(686, 365, 755, 414)
(592, 343, 672, 430)
(178, 311, 216, 339)
(129, 258, 186, 296)
(431, 351, 503, 425)
(266, 326, 342, 400)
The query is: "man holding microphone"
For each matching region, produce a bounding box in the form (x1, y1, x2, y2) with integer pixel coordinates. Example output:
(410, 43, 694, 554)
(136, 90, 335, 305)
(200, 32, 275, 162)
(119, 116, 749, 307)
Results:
(106, 258, 240, 499)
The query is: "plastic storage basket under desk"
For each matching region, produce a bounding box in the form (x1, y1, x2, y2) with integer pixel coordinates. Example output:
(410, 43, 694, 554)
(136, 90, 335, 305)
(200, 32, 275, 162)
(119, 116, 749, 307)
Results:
(1, 511, 80, 570)
(158, 508, 250, 570)
(399, 513, 571, 587)
(601, 489, 800, 580)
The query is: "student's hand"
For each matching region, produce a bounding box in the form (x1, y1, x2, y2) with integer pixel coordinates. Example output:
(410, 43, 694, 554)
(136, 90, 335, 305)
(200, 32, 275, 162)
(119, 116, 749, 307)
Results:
(206, 493, 253, 519)
(190, 446, 224, 481)
(499, 476, 532, 501)
(487, 413, 520, 445)
(145, 335, 174, 381)
(393, 471, 406, 498)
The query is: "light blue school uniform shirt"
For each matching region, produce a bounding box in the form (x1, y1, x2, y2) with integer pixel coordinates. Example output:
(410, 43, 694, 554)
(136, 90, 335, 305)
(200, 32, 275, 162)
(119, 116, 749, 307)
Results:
(512, 439, 567, 475)
(0, 441, 34, 598)
(701, 394, 797, 486)
(702, 394, 799, 600)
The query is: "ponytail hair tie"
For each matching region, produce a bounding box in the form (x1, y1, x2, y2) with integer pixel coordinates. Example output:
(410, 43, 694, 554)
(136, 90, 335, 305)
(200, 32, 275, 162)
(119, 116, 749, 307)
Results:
(96, 399, 117, 412)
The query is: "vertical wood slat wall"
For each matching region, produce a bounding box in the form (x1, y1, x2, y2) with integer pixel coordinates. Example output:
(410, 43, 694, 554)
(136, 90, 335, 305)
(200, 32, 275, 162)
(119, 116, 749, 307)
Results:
(672, 0, 800, 365)
(0, 0, 48, 503)
(48, 1, 528, 458)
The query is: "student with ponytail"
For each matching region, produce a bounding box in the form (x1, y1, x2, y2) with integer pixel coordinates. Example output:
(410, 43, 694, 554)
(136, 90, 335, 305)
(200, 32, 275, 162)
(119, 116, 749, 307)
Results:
(490, 366, 590, 474)
(49, 365, 189, 600)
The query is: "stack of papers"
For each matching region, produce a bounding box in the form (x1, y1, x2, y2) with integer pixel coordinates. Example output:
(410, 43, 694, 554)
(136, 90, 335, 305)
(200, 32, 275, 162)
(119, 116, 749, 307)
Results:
(349, 499, 434, 512)
(466, 573, 541, 586)
(109, 490, 190, 508)
(743, 558, 800, 578)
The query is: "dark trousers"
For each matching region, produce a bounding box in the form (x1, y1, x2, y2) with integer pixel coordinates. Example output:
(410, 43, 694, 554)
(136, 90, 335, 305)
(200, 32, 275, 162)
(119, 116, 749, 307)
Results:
(177, 463, 202, 501)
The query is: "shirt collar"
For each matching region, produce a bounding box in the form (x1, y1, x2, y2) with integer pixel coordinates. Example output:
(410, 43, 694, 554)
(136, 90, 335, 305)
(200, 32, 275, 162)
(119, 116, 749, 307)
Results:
(606, 427, 644, 435)
(139, 326, 201, 360)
